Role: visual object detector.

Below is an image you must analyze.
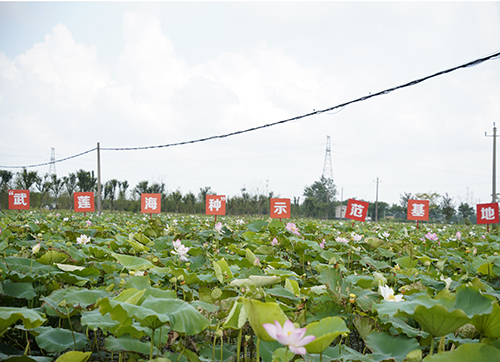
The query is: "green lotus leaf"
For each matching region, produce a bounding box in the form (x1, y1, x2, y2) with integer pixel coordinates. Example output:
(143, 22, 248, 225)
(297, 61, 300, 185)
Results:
(3, 257, 56, 277)
(213, 258, 234, 283)
(230, 275, 281, 288)
(1, 282, 36, 300)
(405, 304, 469, 337)
(35, 326, 87, 353)
(379, 316, 429, 338)
(111, 253, 154, 271)
(0, 355, 51, 361)
(81, 310, 148, 338)
(422, 343, 500, 362)
(365, 332, 420, 362)
(241, 298, 287, 341)
(0, 307, 45, 336)
(223, 301, 247, 330)
(374, 295, 469, 337)
(471, 303, 500, 338)
(37, 250, 68, 265)
(127, 238, 149, 253)
(454, 285, 494, 318)
(105, 334, 156, 355)
(305, 316, 349, 354)
(62, 287, 111, 309)
(55, 263, 85, 272)
(140, 296, 210, 335)
(54, 351, 91, 362)
(246, 220, 268, 233)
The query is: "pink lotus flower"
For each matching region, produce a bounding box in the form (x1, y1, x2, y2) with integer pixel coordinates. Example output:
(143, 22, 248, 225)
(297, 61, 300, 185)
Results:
(263, 320, 316, 355)
(271, 238, 280, 246)
(425, 232, 438, 241)
(319, 240, 326, 249)
(335, 237, 349, 244)
(456, 231, 462, 240)
(214, 222, 223, 233)
(285, 222, 300, 236)
(86, 220, 92, 227)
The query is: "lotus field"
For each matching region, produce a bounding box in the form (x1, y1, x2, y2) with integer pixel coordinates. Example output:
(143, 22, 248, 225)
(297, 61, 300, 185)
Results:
(2, 211, 500, 362)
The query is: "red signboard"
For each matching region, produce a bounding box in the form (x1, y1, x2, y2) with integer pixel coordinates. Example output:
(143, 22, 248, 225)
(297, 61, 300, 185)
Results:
(345, 199, 369, 222)
(206, 195, 226, 215)
(477, 203, 499, 224)
(141, 193, 161, 213)
(74, 192, 95, 212)
(407, 199, 430, 221)
(270, 198, 291, 219)
(8, 190, 30, 210)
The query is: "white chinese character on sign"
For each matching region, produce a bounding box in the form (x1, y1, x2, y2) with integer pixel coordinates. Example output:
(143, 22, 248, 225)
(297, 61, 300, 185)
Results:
(77, 196, 91, 209)
(350, 203, 364, 218)
(274, 201, 287, 215)
(481, 207, 496, 220)
(411, 203, 426, 217)
(144, 197, 157, 210)
(13, 193, 27, 206)
(209, 198, 222, 211)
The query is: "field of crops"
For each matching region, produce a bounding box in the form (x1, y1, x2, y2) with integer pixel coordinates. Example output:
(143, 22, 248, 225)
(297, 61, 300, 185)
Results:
(1, 211, 500, 362)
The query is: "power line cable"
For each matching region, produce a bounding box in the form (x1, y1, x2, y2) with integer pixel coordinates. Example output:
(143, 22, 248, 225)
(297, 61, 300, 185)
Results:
(0, 148, 97, 169)
(2, 50, 499, 167)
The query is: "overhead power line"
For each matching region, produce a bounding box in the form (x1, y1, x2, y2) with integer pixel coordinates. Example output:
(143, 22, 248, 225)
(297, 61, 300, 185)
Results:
(1, 50, 499, 168)
(0, 148, 97, 169)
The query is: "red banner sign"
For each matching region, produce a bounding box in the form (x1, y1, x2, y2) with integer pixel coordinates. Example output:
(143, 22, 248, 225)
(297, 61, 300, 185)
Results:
(477, 203, 499, 224)
(270, 198, 291, 219)
(407, 199, 430, 221)
(8, 190, 30, 210)
(74, 192, 95, 212)
(141, 193, 162, 213)
(345, 199, 369, 222)
(206, 195, 226, 215)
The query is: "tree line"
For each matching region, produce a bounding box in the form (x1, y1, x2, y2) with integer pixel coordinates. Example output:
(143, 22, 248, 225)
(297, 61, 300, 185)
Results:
(0, 169, 477, 223)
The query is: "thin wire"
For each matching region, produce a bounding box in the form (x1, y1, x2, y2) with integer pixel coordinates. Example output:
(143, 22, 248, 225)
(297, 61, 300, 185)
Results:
(0, 148, 97, 169)
(2, 50, 499, 167)
(101, 50, 500, 151)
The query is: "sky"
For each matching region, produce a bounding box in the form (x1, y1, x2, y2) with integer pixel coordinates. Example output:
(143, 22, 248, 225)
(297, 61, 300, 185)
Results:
(1, 1, 500, 206)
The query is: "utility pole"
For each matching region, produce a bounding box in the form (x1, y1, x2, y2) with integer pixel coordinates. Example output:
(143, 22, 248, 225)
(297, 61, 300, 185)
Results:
(97, 142, 102, 216)
(485, 123, 498, 203)
(374, 176, 381, 222)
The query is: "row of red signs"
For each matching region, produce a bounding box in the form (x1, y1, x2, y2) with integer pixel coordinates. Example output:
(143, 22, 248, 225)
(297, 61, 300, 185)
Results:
(7, 189, 500, 224)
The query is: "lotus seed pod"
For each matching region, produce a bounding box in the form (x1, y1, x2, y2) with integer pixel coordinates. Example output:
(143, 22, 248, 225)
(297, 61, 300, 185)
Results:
(211, 287, 223, 300)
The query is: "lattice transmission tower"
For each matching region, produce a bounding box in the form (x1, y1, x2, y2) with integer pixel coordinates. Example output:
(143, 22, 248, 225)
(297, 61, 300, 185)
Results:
(322, 136, 333, 180)
(48, 147, 56, 176)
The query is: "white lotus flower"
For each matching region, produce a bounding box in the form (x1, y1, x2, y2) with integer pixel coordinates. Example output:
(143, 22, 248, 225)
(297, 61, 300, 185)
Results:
(76, 234, 91, 245)
(379, 285, 404, 302)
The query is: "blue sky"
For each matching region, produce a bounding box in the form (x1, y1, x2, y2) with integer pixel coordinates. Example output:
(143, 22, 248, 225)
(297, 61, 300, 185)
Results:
(1, 2, 500, 206)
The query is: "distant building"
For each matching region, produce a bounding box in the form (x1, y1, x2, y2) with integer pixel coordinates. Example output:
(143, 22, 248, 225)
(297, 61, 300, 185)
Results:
(335, 205, 347, 219)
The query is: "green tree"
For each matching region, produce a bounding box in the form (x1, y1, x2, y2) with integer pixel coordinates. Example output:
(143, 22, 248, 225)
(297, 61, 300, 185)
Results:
(441, 193, 455, 223)
(104, 179, 119, 210)
(399, 192, 413, 209)
(458, 202, 474, 224)
(15, 168, 39, 191)
(63, 173, 77, 209)
(49, 174, 64, 207)
(302, 176, 336, 218)
(0, 170, 14, 210)
(133, 181, 149, 199)
(76, 169, 96, 192)
(35, 173, 51, 209)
